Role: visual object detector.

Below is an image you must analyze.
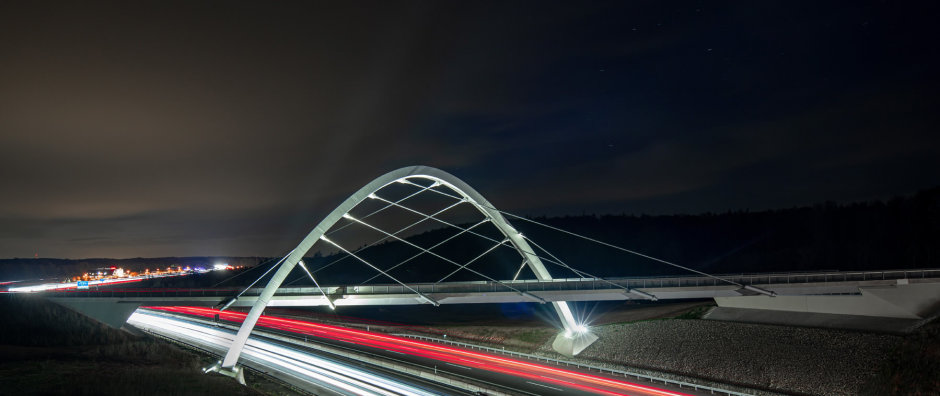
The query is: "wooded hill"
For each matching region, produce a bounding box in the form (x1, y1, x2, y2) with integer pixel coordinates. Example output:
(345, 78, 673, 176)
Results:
(297, 186, 939, 285)
(2, 187, 936, 284)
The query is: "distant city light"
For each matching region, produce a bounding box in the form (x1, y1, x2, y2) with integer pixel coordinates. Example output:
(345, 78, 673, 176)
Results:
(4, 263, 221, 293)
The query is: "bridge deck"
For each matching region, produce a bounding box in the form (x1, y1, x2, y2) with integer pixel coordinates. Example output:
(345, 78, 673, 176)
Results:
(42, 268, 940, 306)
(38, 268, 940, 330)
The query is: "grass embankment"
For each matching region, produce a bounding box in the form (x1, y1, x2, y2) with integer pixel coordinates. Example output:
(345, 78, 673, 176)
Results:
(0, 295, 297, 396)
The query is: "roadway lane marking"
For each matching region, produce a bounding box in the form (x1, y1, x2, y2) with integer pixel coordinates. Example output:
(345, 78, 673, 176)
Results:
(539, 376, 576, 386)
(526, 381, 563, 392)
(553, 379, 576, 386)
(445, 363, 472, 370)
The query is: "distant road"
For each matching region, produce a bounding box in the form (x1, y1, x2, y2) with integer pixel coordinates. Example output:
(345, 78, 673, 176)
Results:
(143, 306, 698, 396)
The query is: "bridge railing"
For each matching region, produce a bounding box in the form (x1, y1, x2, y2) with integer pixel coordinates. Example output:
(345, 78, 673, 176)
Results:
(340, 268, 940, 295)
(690, 268, 940, 287)
(40, 268, 940, 298)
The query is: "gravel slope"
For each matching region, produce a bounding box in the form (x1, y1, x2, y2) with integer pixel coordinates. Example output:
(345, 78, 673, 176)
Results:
(533, 319, 903, 396)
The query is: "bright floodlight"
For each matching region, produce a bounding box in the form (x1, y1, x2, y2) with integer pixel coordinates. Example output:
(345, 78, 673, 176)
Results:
(576, 324, 588, 333)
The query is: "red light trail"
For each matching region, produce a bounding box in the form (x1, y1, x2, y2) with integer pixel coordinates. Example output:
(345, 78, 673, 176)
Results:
(148, 306, 693, 396)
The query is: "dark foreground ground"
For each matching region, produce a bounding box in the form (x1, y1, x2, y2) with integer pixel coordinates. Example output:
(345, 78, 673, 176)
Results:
(0, 295, 298, 396)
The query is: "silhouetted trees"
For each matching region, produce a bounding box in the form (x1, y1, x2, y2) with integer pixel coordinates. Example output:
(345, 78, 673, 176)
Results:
(304, 187, 939, 282)
(3, 188, 936, 283)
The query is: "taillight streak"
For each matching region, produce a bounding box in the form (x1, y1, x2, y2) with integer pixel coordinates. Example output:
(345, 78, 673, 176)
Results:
(146, 306, 690, 396)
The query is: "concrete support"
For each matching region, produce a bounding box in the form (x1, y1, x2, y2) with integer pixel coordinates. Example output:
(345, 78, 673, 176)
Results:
(47, 298, 141, 329)
(714, 283, 940, 319)
(205, 360, 246, 385)
(711, 282, 940, 331)
(552, 331, 600, 357)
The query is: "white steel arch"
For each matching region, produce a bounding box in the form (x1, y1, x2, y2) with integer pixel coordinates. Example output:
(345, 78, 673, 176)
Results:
(219, 165, 594, 372)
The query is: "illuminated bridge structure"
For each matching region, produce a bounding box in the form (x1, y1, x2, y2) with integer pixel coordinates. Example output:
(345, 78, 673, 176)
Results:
(46, 267, 940, 316)
(203, 166, 608, 369)
(35, 166, 940, 385)
(46, 267, 940, 314)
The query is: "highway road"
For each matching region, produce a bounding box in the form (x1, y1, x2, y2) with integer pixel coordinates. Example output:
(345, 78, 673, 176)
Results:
(128, 310, 469, 395)
(138, 306, 698, 396)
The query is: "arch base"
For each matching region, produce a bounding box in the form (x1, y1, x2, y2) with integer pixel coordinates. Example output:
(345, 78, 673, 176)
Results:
(205, 361, 246, 385)
(552, 331, 599, 357)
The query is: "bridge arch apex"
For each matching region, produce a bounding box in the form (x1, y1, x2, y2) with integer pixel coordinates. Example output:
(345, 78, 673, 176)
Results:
(220, 166, 591, 370)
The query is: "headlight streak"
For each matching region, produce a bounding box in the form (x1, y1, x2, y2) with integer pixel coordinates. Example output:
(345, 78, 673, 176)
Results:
(129, 313, 373, 395)
(149, 306, 692, 396)
(127, 312, 436, 396)
(8, 277, 145, 292)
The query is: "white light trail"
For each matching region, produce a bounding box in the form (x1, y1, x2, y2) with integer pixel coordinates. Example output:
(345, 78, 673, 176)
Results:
(127, 311, 436, 396)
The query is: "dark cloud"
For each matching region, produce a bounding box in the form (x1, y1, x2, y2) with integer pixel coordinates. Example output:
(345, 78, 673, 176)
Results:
(0, 1, 938, 258)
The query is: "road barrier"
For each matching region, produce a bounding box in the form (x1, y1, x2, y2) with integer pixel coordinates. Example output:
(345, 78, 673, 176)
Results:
(395, 333, 760, 396)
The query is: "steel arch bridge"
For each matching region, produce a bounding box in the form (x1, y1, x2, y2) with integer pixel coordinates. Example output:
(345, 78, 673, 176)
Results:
(214, 165, 598, 380)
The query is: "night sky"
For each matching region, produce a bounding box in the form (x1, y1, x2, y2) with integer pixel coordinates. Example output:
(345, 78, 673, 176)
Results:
(1, 1, 938, 258)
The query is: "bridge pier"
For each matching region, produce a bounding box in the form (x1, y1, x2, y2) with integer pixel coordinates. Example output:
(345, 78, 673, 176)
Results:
(549, 300, 598, 356)
(552, 330, 599, 357)
(708, 281, 940, 332)
(205, 361, 246, 385)
(47, 298, 143, 329)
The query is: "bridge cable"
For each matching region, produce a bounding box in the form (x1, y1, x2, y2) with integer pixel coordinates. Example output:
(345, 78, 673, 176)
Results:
(297, 260, 335, 310)
(511, 259, 528, 281)
(507, 213, 744, 287)
(221, 249, 294, 305)
(282, 182, 446, 286)
(319, 185, 566, 286)
(341, 212, 546, 303)
(408, 183, 744, 288)
(242, 181, 439, 293)
(437, 238, 510, 283)
(522, 237, 590, 278)
(284, 197, 466, 286)
(523, 235, 636, 292)
(361, 194, 579, 283)
(318, 235, 439, 306)
(372, 192, 626, 288)
(324, 182, 437, 238)
(359, 219, 490, 285)
(239, 250, 295, 296)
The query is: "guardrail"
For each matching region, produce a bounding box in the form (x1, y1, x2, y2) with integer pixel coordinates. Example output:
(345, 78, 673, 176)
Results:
(394, 333, 757, 396)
